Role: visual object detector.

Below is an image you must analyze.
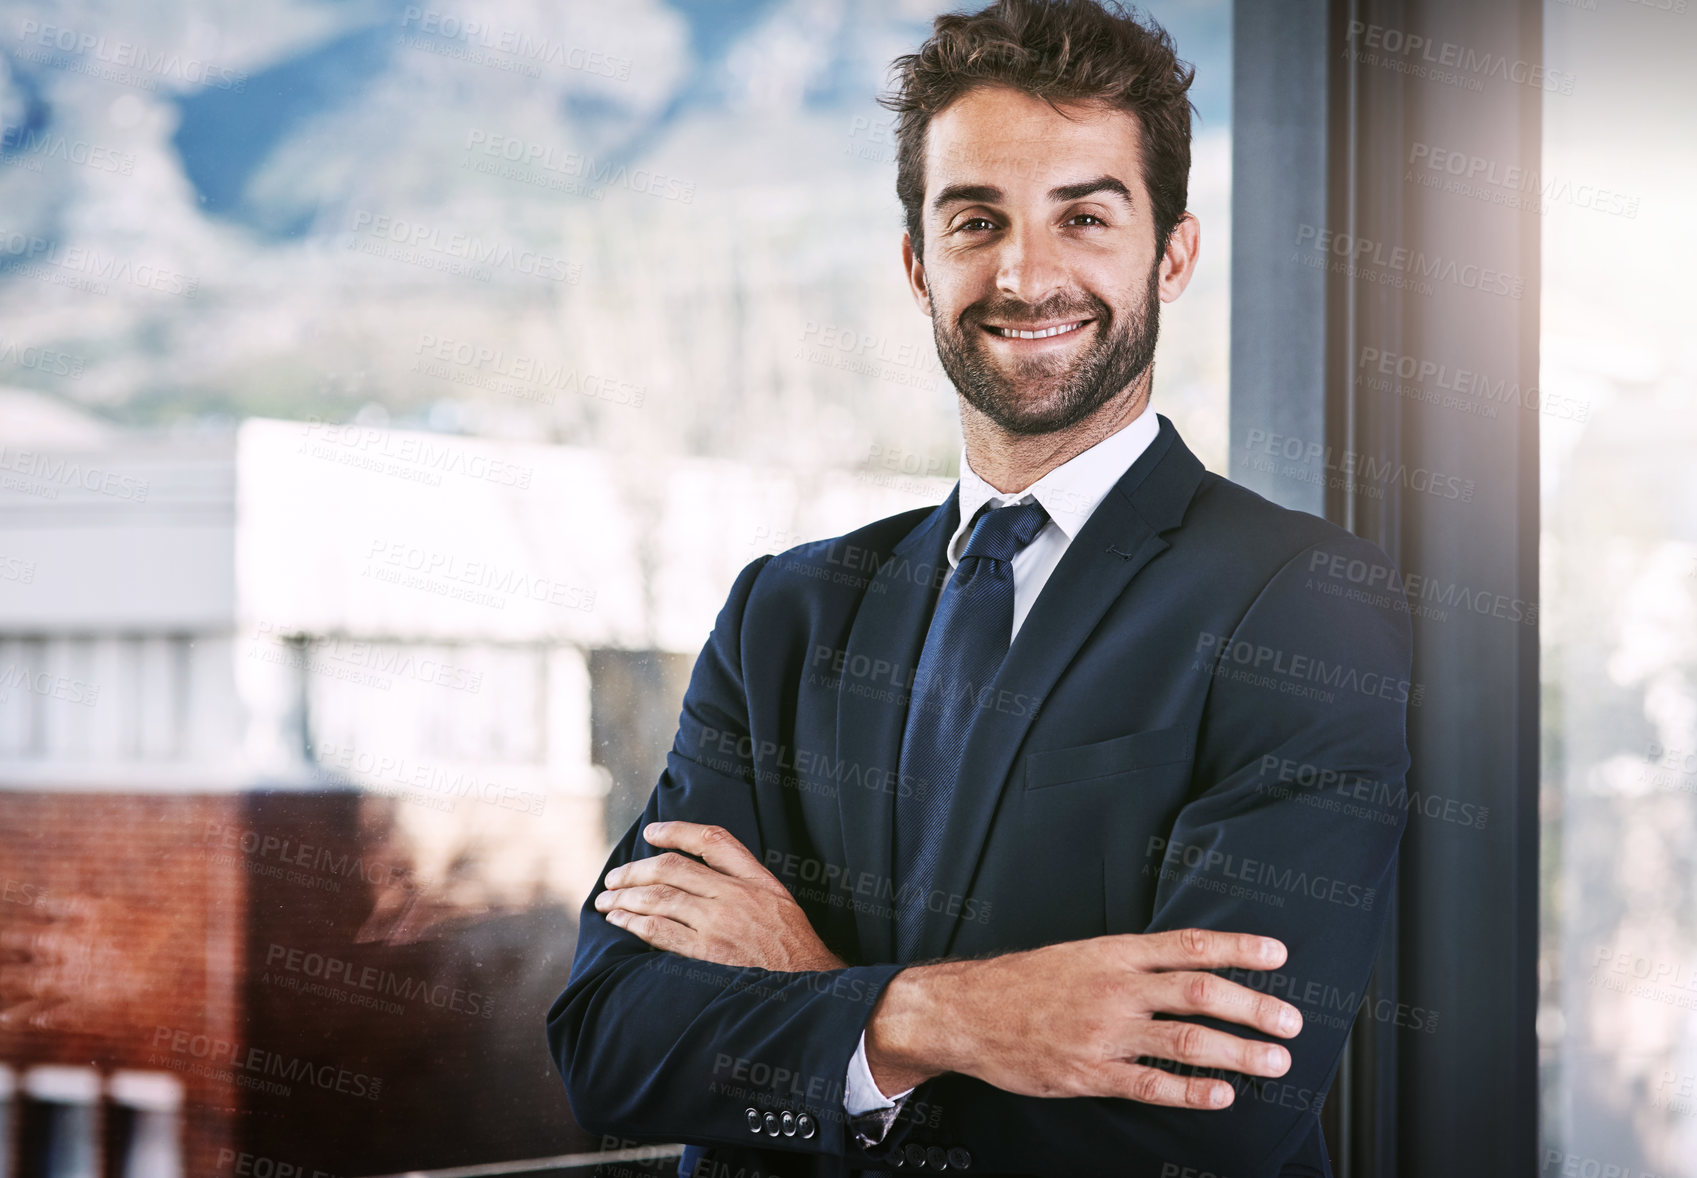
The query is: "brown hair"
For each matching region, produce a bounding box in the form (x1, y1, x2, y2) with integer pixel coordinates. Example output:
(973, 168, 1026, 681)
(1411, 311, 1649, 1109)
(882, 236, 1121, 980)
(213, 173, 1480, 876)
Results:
(879, 0, 1196, 263)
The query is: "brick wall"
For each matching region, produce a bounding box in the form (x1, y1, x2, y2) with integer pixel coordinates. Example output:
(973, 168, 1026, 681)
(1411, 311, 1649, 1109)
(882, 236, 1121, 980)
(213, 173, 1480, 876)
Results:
(0, 789, 599, 1176)
(0, 791, 244, 1177)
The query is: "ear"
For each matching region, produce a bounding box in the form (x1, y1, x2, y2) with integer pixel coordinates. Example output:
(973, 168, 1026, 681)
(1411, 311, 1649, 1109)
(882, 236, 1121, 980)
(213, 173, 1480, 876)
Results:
(1157, 212, 1201, 303)
(901, 231, 933, 317)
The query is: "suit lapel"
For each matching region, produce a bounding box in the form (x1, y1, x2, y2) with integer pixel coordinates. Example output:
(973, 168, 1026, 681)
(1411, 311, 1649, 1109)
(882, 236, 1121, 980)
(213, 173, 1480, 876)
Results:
(834, 488, 959, 964)
(920, 415, 1207, 960)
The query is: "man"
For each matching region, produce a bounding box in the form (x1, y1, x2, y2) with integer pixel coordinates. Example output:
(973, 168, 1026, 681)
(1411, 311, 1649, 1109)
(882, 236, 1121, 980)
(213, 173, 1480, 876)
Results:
(546, 2, 1412, 1175)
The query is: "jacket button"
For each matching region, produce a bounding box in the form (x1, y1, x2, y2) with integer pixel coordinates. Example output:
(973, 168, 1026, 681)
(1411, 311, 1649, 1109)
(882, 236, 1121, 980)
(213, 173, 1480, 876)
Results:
(797, 1112, 816, 1138)
(764, 1111, 780, 1136)
(904, 1143, 928, 1167)
(926, 1146, 949, 1169)
(946, 1147, 972, 1169)
(781, 1110, 797, 1136)
(745, 1107, 761, 1133)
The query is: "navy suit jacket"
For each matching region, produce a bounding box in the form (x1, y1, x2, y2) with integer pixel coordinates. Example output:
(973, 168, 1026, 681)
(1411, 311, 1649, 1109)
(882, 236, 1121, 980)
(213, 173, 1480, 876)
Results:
(546, 416, 1413, 1178)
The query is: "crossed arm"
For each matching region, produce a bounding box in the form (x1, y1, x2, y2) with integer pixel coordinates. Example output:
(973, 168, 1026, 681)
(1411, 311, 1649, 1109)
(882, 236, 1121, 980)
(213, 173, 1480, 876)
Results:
(598, 818, 1304, 1112)
(549, 536, 1413, 1171)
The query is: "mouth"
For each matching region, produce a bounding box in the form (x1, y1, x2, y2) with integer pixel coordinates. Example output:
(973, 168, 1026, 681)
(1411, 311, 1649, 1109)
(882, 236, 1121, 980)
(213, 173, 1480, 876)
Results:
(980, 318, 1094, 342)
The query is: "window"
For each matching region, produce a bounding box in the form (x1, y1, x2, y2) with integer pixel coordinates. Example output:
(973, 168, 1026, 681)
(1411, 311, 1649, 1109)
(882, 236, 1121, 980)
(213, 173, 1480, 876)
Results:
(1538, 3, 1697, 1173)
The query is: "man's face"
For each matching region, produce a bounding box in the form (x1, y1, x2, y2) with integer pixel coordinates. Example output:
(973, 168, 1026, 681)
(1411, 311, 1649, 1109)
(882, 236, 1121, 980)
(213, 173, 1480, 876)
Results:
(906, 84, 1184, 436)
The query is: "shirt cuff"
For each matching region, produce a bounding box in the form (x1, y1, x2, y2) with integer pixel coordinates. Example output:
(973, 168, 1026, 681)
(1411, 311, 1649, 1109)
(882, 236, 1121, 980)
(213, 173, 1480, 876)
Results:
(844, 1028, 916, 1148)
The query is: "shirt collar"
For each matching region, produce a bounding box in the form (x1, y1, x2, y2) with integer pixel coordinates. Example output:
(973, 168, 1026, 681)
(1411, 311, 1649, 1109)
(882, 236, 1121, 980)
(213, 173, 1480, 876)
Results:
(947, 408, 1162, 567)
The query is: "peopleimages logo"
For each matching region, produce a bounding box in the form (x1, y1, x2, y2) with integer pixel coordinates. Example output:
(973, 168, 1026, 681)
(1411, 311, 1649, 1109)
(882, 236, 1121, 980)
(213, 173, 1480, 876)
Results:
(1220, 965, 1441, 1036)
(13, 19, 248, 91)
(297, 417, 535, 490)
(1305, 548, 1538, 628)
(309, 740, 547, 816)
(1146, 836, 1377, 912)
(1343, 20, 1576, 94)
(149, 1026, 383, 1101)
(1194, 630, 1418, 707)
(0, 662, 99, 707)
(1294, 223, 1526, 299)
(762, 849, 993, 926)
(1243, 428, 1476, 503)
(0, 230, 200, 299)
(397, 7, 632, 80)
(696, 726, 927, 801)
(362, 538, 595, 612)
(1358, 345, 1590, 423)
(0, 445, 150, 501)
(0, 121, 135, 175)
(1257, 754, 1489, 831)
(412, 331, 647, 407)
(807, 642, 1041, 719)
(348, 210, 580, 284)
(0, 336, 86, 378)
(217, 1149, 340, 1178)
(202, 820, 423, 894)
(263, 943, 494, 1019)
(462, 130, 692, 202)
(1406, 142, 1639, 220)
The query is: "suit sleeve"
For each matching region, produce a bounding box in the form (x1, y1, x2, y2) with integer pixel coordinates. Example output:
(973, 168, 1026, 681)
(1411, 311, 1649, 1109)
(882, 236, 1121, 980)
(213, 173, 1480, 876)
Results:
(934, 532, 1414, 1176)
(544, 554, 906, 1154)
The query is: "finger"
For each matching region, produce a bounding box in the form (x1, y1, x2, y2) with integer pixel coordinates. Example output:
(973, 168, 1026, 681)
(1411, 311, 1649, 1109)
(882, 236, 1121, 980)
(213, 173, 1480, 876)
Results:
(1156, 971, 1304, 1038)
(1136, 1019, 1292, 1078)
(603, 907, 694, 954)
(643, 821, 769, 881)
(1099, 1060, 1236, 1110)
(1123, 928, 1287, 973)
(605, 851, 724, 895)
(597, 883, 702, 928)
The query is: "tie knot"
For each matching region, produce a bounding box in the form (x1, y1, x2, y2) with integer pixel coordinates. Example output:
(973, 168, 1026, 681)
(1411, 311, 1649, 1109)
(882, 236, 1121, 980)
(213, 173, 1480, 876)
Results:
(961, 498, 1050, 564)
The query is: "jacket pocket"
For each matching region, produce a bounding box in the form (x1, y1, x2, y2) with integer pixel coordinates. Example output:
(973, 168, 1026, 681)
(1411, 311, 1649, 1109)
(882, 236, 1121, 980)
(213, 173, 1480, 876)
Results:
(1023, 723, 1193, 791)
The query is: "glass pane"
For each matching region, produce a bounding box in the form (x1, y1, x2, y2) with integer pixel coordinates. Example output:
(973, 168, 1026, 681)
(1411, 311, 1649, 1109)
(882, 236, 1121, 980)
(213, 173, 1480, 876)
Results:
(1539, 3, 1697, 1175)
(0, 1, 1228, 1174)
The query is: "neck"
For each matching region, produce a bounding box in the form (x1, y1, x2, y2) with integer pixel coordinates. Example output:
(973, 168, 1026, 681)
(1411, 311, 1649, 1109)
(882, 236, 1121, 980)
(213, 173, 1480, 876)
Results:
(959, 371, 1153, 494)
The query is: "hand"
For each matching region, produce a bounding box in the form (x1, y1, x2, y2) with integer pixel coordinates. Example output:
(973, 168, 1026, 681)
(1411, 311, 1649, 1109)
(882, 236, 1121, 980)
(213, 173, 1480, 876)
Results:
(865, 928, 1303, 1108)
(596, 821, 846, 972)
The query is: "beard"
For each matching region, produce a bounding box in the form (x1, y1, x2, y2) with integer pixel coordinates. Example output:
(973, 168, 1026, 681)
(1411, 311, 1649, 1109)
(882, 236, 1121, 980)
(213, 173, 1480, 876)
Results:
(932, 260, 1162, 436)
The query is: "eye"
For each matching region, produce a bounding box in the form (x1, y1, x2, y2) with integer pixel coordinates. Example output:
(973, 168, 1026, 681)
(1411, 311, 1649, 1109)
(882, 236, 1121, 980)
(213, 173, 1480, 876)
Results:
(956, 216, 997, 233)
(1068, 213, 1108, 227)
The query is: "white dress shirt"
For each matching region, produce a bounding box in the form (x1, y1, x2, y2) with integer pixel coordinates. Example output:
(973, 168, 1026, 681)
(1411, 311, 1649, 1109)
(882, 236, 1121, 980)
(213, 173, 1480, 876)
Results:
(842, 407, 1162, 1138)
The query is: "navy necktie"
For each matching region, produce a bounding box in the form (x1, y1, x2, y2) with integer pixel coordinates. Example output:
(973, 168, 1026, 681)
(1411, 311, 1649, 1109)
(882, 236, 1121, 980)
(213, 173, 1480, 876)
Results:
(892, 497, 1050, 962)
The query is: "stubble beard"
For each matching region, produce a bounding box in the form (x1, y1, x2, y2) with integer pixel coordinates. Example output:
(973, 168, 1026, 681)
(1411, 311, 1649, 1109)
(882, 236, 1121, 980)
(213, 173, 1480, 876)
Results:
(933, 261, 1163, 437)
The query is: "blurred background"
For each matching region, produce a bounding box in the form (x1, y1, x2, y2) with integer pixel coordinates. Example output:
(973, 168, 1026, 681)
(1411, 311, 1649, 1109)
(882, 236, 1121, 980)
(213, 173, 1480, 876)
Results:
(1537, 2, 1697, 1174)
(0, 0, 1691, 1175)
(0, 0, 1230, 1174)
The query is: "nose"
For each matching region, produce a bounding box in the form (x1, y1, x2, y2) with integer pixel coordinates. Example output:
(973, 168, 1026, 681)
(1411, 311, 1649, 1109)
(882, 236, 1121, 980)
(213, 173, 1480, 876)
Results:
(994, 218, 1069, 309)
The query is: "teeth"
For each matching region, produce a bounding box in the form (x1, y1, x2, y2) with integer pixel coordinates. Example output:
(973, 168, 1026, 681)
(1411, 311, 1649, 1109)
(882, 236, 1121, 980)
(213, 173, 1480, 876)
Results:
(991, 321, 1086, 340)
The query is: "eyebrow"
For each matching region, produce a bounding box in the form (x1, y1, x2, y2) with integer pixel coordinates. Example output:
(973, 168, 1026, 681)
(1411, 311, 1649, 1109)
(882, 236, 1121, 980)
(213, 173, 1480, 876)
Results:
(930, 174, 1136, 215)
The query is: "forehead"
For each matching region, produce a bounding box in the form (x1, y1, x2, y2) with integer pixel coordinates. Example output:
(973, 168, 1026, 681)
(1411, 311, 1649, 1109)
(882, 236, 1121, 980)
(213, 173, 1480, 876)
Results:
(924, 83, 1144, 199)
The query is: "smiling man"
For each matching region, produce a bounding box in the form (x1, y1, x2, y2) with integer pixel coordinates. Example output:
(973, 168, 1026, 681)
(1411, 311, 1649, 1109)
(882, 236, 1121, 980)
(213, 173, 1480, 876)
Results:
(546, 3, 1412, 1176)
